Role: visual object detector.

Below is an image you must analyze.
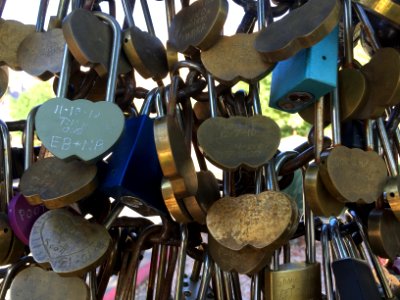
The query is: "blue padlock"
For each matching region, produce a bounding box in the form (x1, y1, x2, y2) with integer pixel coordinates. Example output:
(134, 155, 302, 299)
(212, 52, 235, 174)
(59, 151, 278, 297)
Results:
(100, 87, 167, 215)
(269, 26, 339, 113)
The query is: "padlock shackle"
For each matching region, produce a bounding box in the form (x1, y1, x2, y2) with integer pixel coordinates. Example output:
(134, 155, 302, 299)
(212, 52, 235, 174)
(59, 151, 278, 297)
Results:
(330, 87, 341, 146)
(35, 0, 49, 32)
(139, 87, 158, 116)
(121, 0, 135, 28)
(24, 106, 39, 171)
(321, 224, 335, 300)
(376, 117, 398, 177)
(93, 12, 121, 104)
(343, 0, 353, 66)
(171, 61, 217, 118)
(353, 3, 380, 53)
(0, 120, 12, 209)
(250, 83, 262, 116)
(329, 217, 348, 260)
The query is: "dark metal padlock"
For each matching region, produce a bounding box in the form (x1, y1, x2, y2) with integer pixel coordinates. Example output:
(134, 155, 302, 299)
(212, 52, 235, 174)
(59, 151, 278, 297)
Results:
(100, 88, 167, 215)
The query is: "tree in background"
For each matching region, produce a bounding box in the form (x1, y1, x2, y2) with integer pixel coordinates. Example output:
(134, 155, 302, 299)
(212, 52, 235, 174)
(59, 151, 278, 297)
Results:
(259, 75, 311, 138)
(8, 81, 54, 120)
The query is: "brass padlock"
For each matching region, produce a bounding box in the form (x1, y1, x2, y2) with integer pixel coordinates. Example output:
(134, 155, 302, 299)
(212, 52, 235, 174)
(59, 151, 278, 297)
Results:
(264, 179, 321, 300)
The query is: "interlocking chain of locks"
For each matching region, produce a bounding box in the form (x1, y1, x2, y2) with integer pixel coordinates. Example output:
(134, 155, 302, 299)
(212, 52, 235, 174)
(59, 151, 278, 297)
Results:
(0, 0, 400, 299)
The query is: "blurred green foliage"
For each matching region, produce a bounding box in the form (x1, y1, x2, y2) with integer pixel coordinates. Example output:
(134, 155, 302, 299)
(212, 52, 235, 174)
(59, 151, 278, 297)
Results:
(235, 75, 311, 138)
(9, 81, 54, 120)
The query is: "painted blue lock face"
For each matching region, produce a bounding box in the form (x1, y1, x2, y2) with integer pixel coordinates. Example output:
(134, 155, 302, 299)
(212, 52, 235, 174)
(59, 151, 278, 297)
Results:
(100, 97, 167, 216)
(269, 26, 339, 113)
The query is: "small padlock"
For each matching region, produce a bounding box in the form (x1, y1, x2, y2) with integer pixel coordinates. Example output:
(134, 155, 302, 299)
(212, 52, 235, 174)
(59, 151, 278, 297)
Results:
(264, 164, 321, 300)
(268, 26, 338, 113)
(100, 87, 167, 216)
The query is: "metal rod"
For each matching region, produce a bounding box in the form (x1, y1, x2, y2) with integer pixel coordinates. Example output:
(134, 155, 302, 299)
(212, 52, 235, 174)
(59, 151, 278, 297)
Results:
(140, 0, 155, 35)
(330, 88, 341, 145)
(175, 224, 188, 300)
(377, 117, 398, 176)
(343, 0, 353, 65)
(353, 3, 380, 52)
(321, 224, 334, 300)
(122, 0, 135, 27)
(198, 253, 212, 300)
(314, 97, 324, 163)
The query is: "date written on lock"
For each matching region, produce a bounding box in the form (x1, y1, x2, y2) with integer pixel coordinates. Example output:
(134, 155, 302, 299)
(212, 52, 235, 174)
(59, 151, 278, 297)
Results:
(35, 98, 124, 161)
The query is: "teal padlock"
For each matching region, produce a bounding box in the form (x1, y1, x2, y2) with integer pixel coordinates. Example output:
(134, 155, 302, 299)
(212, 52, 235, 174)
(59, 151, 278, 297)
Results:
(269, 26, 339, 113)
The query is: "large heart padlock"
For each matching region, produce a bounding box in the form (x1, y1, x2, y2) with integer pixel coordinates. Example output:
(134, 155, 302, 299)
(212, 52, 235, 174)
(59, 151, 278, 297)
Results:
(29, 209, 111, 276)
(35, 12, 125, 163)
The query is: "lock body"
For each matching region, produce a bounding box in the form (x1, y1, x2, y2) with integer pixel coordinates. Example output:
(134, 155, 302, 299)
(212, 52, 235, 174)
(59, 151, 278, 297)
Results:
(264, 262, 321, 300)
(101, 115, 166, 214)
(269, 26, 338, 113)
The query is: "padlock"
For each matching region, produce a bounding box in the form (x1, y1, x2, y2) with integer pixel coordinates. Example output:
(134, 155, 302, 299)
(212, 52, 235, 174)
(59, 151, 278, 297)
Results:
(268, 26, 338, 113)
(9, 266, 89, 300)
(329, 217, 381, 300)
(8, 106, 47, 245)
(16, 0, 67, 79)
(305, 90, 345, 217)
(264, 159, 321, 300)
(0, 0, 35, 70)
(0, 120, 25, 265)
(34, 12, 125, 163)
(100, 87, 167, 216)
(121, 0, 168, 80)
(197, 76, 280, 171)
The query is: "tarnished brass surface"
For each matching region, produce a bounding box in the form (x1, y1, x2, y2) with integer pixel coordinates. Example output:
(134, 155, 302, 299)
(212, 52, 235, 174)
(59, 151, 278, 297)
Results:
(168, 0, 228, 56)
(154, 116, 198, 198)
(197, 115, 281, 171)
(385, 177, 400, 222)
(305, 163, 345, 217)
(298, 97, 331, 124)
(29, 209, 111, 276)
(161, 178, 192, 223)
(0, 214, 13, 263)
(19, 157, 97, 209)
(361, 48, 400, 115)
(201, 33, 275, 84)
(62, 8, 131, 77)
(194, 170, 220, 213)
(368, 208, 400, 260)
(208, 234, 272, 274)
(207, 191, 298, 251)
(17, 29, 65, 77)
(123, 27, 168, 80)
(264, 262, 322, 300)
(0, 19, 35, 70)
(354, 0, 400, 25)
(0, 66, 8, 99)
(10, 266, 89, 300)
(182, 195, 206, 224)
(320, 146, 387, 203)
(254, 0, 341, 62)
(338, 68, 369, 120)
